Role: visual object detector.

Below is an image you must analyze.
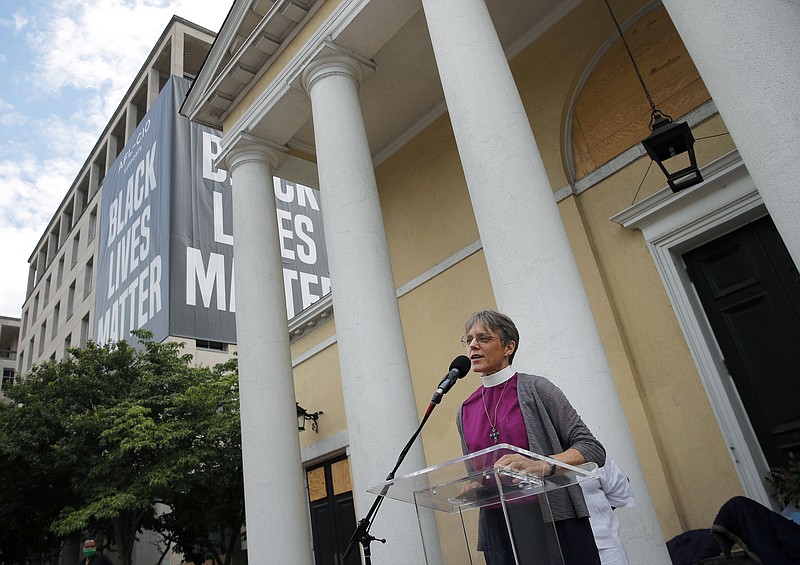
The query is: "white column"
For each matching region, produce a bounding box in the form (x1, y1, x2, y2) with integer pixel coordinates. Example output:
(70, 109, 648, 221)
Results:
(420, 0, 670, 562)
(302, 56, 440, 565)
(104, 134, 118, 177)
(36, 249, 47, 283)
(26, 264, 36, 296)
(125, 102, 138, 142)
(170, 29, 185, 78)
(662, 0, 800, 266)
(226, 143, 314, 565)
(147, 68, 161, 110)
(89, 162, 100, 201)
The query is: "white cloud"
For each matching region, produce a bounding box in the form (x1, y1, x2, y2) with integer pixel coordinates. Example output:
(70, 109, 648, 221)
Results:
(0, 157, 74, 228)
(0, 11, 29, 32)
(0, 225, 40, 316)
(0, 97, 27, 128)
(13, 12, 29, 32)
(0, 1, 230, 316)
(28, 2, 227, 101)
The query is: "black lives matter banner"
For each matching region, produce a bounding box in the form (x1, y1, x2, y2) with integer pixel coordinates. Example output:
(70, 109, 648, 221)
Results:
(95, 76, 330, 345)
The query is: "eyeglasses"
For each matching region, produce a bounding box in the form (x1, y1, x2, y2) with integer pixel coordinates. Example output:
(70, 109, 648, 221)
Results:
(461, 334, 500, 346)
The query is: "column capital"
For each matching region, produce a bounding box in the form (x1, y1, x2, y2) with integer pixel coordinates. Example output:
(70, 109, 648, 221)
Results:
(301, 55, 363, 95)
(225, 136, 282, 173)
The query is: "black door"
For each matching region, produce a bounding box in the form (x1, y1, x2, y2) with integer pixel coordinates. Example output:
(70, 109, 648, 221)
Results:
(683, 215, 800, 468)
(307, 455, 360, 565)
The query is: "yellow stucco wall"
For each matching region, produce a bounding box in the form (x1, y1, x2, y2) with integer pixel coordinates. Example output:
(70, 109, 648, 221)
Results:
(392, 0, 743, 537)
(562, 115, 740, 534)
(507, 0, 742, 533)
(289, 318, 350, 449)
(375, 115, 480, 287)
(221, 0, 751, 541)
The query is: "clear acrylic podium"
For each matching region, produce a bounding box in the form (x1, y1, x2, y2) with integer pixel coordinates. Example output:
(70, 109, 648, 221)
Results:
(367, 444, 598, 565)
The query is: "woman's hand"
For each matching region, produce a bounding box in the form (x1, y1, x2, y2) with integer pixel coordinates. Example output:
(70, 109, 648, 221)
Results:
(457, 480, 483, 499)
(494, 453, 553, 477)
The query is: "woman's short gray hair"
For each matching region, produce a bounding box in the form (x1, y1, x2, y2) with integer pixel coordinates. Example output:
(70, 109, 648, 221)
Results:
(465, 310, 519, 363)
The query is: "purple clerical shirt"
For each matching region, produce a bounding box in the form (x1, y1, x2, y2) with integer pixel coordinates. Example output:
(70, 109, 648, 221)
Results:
(462, 373, 529, 454)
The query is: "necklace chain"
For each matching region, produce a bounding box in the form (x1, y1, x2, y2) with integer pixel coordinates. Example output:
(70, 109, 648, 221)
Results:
(481, 380, 509, 444)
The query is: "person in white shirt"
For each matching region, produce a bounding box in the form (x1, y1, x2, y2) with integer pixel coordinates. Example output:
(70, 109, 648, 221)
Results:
(580, 456, 635, 565)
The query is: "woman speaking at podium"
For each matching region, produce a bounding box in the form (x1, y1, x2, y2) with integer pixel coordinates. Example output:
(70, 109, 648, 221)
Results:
(456, 310, 605, 565)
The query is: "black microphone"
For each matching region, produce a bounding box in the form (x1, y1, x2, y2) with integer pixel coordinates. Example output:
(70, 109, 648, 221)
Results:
(431, 355, 471, 404)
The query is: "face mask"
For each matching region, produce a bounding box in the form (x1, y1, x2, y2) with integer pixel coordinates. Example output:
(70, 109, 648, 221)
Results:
(84, 548, 97, 557)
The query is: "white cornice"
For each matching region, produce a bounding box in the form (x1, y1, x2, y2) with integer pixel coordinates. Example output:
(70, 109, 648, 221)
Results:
(183, 0, 324, 127)
(224, 1, 369, 143)
(182, 0, 253, 119)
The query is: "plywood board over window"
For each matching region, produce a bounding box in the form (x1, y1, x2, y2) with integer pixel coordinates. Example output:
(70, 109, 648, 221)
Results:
(571, 6, 711, 180)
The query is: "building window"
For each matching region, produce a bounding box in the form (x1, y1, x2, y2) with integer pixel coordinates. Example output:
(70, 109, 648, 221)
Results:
(57, 256, 65, 286)
(195, 339, 228, 352)
(89, 207, 98, 241)
(38, 322, 46, 355)
(52, 302, 60, 339)
(21, 311, 28, 339)
(44, 275, 51, 306)
(80, 314, 90, 347)
(32, 294, 39, 323)
(84, 257, 94, 298)
(568, 6, 710, 181)
(64, 334, 72, 358)
(67, 282, 76, 319)
(1, 368, 14, 390)
(71, 233, 81, 267)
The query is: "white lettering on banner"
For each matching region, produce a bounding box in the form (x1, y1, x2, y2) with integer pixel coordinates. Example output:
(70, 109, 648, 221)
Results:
(183, 246, 328, 320)
(277, 209, 295, 260)
(294, 215, 317, 264)
(282, 268, 331, 319)
(186, 247, 233, 311)
(283, 269, 299, 318)
(106, 141, 159, 246)
(273, 176, 320, 210)
(106, 206, 151, 298)
(276, 210, 318, 265)
(96, 256, 162, 343)
(300, 272, 320, 310)
(117, 119, 151, 174)
(202, 132, 227, 182)
(97, 135, 162, 342)
(190, 138, 330, 319)
(213, 191, 233, 246)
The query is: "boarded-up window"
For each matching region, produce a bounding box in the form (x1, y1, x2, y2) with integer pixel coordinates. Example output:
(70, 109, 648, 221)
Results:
(571, 6, 710, 179)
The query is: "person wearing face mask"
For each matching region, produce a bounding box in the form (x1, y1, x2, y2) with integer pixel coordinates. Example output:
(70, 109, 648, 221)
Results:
(78, 539, 114, 565)
(456, 310, 606, 565)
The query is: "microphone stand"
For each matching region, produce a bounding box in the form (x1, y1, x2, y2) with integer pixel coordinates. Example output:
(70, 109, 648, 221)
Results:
(343, 401, 438, 564)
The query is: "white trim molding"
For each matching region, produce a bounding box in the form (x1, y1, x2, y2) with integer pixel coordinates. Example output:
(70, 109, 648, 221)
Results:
(611, 150, 774, 508)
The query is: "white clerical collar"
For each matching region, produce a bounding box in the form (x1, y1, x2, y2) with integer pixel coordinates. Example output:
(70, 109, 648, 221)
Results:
(480, 365, 516, 388)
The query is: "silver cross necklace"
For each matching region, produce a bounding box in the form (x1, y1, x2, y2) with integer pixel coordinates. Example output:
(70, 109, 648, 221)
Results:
(481, 380, 510, 444)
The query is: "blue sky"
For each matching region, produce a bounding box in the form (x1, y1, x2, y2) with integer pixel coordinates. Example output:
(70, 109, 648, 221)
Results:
(0, 1, 231, 315)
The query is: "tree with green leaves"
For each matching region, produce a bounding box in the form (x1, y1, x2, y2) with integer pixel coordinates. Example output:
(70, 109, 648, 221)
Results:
(0, 332, 245, 565)
(152, 357, 245, 565)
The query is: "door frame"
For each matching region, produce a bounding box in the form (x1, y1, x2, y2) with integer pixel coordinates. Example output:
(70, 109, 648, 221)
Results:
(611, 149, 773, 507)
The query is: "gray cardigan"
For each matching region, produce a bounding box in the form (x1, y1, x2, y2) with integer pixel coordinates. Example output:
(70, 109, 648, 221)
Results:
(456, 372, 606, 521)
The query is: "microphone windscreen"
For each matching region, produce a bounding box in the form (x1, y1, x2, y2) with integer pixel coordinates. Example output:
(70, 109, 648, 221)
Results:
(450, 355, 472, 378)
